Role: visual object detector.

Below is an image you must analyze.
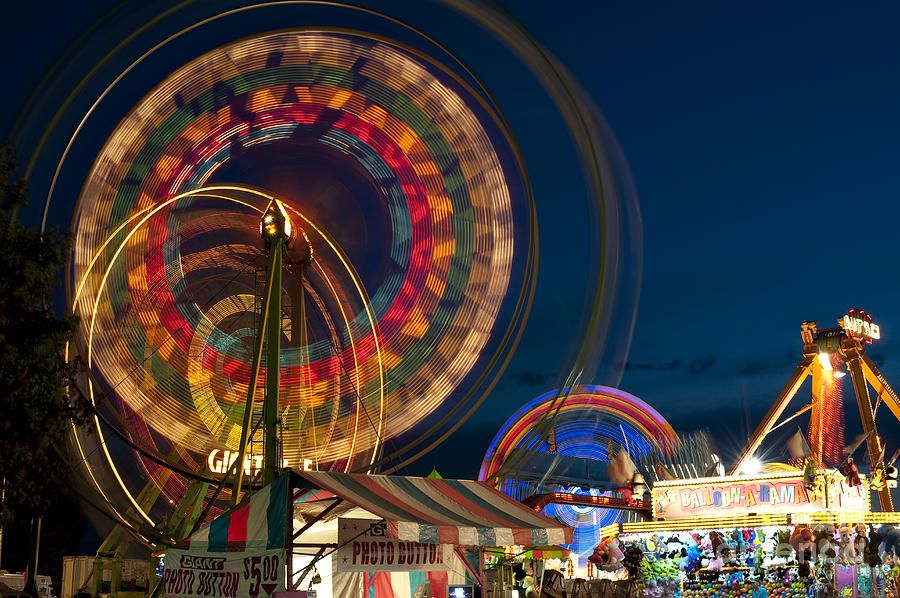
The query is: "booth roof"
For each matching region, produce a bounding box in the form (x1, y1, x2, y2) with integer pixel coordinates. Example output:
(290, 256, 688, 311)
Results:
(296, 470, 573, 547)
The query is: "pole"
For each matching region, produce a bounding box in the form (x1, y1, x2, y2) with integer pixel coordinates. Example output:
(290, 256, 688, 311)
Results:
(290, 264, 312, 469)
(0, 484, 4, 568)
(25, 516, 41, 598)
(263, 238, 284, 485)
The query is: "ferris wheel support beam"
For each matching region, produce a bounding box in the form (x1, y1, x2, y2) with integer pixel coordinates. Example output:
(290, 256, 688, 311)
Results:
(263, 238, 284, 487)
(233, 199, 295, 503)
(231, 249, 275, 504)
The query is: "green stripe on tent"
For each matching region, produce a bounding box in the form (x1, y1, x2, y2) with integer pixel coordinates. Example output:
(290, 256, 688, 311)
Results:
(266, 473, 290, 549)
(208, 511, 230, 552)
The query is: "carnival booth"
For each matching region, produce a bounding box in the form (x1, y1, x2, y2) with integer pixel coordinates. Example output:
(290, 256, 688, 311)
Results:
(162, 471, 573, 598)
(482, 544, 571, 597)
(584, 469, 900, 598)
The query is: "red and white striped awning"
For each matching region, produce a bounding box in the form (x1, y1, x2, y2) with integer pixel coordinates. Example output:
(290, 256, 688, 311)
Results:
(297, 471, 573, 547)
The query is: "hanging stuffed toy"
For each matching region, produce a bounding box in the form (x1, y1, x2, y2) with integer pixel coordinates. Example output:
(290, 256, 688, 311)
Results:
(814, 523, 837, 562)
(879, 525, 900, 559)
(803, 457, 818, 491)
(731, 528, 745, 555)
(854, 523, 868, 564)
(866, 527, 883, 567)
(838, 526, 856, 564)
(589, 535, 626, 570)
(588, 544, 607, 567)
(841, 457, 862, 487)
(774, 529, 793, 559)
(707, 554, 724, 572)
(606, 537, 625, 568)
(790, 525, 814, 564)
(677, 548, 690, 571)
(871, 468, 887, 491)
(623, 544, 644, 577)
(682, 545, 703, 574)
(699, 530, 722, 555)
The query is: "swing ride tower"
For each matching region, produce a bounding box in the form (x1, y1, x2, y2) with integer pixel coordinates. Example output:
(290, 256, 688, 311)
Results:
(729, 309, 899, 511)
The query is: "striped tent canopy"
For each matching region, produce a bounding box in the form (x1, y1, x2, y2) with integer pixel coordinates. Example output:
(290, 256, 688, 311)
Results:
(179, 474, 290, 552)
(297, 471, 573, 547)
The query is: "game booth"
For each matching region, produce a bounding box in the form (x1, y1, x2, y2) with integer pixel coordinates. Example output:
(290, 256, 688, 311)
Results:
(581, 470, 900, 598)
(162, 470, 573, 598)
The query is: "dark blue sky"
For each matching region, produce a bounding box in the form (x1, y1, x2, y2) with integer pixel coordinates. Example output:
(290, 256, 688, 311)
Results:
(3, 1, 900, 479)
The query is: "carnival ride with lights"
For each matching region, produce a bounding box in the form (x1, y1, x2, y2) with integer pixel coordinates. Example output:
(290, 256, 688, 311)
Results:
(478, 386, 686, 558)
(6, 0, 648, 558)
(730, 309, 900, 512)
(64, 29, 534, 547)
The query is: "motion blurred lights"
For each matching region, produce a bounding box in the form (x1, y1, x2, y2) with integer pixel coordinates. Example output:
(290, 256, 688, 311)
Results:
(70, 30, 523, 490)
(741, 457, 762, 475)
(818, 352, 833, 371)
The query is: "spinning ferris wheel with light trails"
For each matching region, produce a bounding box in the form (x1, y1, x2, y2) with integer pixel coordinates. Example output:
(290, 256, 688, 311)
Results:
(11, 1, 643, 548)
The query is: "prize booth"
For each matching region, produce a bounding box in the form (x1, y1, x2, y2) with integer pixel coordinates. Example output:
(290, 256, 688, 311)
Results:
(587, 470, 900, 598)
(162, 470, 573, 598)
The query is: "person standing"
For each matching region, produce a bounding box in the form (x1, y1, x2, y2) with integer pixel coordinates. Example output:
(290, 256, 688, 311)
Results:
(751, 580, 768, 598)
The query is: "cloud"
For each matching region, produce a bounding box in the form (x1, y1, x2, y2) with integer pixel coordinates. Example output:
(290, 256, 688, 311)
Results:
(786, 349, 804, 363)
(618, 353, 716, 374)
(509, 371, 554, 386)
(658, 360, 683, 371)
(738, 361, 769, 376)
(688, 354, 716, 373)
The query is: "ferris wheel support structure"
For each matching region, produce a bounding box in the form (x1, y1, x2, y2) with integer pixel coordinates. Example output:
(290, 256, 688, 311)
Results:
(232, 199, 298, 503)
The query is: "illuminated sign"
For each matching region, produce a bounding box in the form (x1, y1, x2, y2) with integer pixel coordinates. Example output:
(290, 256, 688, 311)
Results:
(841, 308, 880, 343)
(551, 492, 636, 507)
(652, 472, 869, 520)
(533, 492, 647, 511)
(206, 449, 315, 475)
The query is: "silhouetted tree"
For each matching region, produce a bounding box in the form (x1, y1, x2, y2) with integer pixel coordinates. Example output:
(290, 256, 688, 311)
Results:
(0, 142, 92, 567)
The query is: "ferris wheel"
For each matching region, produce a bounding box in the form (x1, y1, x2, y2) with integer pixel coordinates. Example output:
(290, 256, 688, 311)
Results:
(66, 28, 530, 527)
(479, 386, 679, 558)
(12, 1, 643, 542)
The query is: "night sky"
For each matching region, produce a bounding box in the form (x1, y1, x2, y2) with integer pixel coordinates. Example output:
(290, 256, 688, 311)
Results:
(3, 0, 900, 483)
